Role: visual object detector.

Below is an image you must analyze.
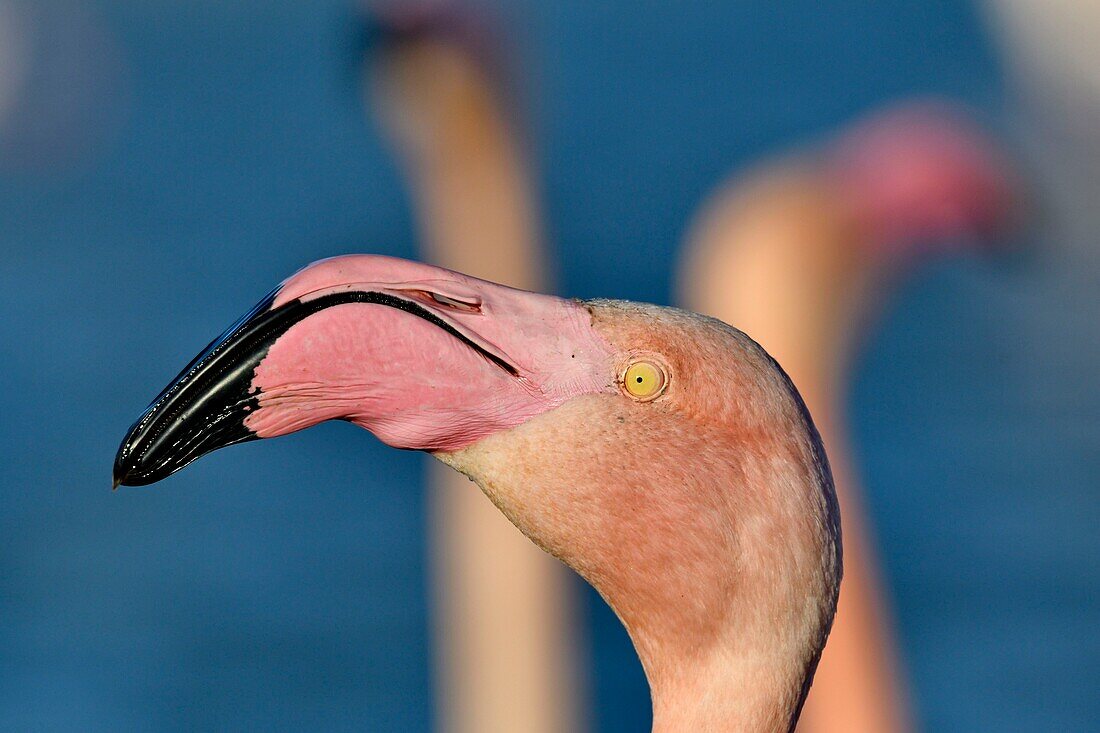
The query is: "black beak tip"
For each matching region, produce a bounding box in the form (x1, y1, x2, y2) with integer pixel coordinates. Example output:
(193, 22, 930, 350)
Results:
(112, 423, 197, 489)
(112, 438, 141, 489)
(110, 285, 282, 491)
(113, 440, 128, 489)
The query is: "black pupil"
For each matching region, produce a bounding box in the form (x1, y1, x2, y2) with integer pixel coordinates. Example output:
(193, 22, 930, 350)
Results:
(636, 376, 644, 383)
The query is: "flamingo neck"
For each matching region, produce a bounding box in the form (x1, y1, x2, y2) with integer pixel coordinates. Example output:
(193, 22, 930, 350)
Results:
(651, 669, 797, 733)
(636, 611, 813, 733)
(437, 361, 839, 733)
(604, 459, 835, 733)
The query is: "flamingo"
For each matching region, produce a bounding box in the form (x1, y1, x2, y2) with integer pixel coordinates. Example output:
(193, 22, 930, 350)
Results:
(114, 254, 841, 733)
(364, 8, 583, 730)
(679, 102, 1015, 732)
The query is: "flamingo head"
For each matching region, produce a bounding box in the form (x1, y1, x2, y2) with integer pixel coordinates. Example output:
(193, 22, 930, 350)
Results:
(114, 254, 840, 727)
(826, 101, 1018, 253)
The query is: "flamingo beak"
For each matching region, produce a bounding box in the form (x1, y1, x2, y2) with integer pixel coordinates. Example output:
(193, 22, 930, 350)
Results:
(113, 255, 613, 488)
(112, 286, 281, 487)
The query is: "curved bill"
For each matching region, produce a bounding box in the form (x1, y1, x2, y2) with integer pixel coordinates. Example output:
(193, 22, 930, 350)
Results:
(113, 255, 614, 489)
(113, 287, 280, 487)
(113, 290, 517, 487)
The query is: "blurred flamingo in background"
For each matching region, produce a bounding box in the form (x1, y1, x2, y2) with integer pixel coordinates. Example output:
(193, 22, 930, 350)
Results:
(361, 5, 584, 732)
(0, 1, 129, 171)
(680, 101, 1016, 732)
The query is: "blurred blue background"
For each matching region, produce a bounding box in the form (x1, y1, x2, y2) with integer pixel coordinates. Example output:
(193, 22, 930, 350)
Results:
(0, 1, 1096, 731)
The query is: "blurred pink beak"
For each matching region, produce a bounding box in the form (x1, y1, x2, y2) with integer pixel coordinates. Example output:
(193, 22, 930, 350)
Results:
(114, 255, 613, 487)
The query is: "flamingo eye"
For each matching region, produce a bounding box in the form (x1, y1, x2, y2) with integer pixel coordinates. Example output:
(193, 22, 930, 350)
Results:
(622, 360, 667, 401)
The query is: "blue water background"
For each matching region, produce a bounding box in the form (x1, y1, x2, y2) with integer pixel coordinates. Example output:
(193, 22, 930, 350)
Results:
(0, 1, 1095, 730)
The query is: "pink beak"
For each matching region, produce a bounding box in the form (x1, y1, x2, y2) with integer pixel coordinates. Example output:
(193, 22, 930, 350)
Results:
(113, 255, 613, 487)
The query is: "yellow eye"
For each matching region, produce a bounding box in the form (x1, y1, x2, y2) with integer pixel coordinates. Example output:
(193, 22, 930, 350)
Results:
(622, 360, 668, 401)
